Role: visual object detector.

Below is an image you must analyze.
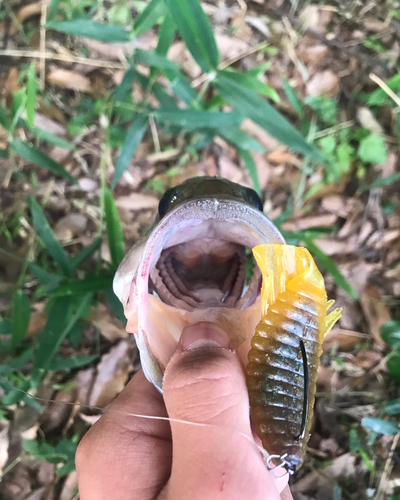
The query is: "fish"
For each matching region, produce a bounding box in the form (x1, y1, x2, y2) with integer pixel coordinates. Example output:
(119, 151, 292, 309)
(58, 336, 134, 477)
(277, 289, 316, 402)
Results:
(113, 176, 341, 473)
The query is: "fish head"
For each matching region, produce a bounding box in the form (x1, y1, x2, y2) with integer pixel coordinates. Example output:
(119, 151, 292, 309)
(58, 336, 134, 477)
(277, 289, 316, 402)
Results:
(113, 176, 285, 391)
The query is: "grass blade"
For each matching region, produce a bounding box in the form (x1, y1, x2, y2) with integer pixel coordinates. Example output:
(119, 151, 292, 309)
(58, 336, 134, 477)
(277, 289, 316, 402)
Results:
(47, 20, 131, 42)
(166, 0, 219, 72)
(305, 238, 359, 299)
(27, 196, 73, 277)
(220, 69, 280, 102)
(104, 188, 125, 268)
(12, 290, 30, 348)
(155, 109, 243, 129)
(114, 67, 136, 102)
(156, 13, 176, 56)
(112, 114, 149, 188)
(135, 49, 178, 70)
(11, 139, 76, 183)
(32, 295, 92, 386)
(213, 75, 320, 160)
(50, 354, 98, 370)
(283, 78, 304, 118)
(50, 274, 114, 296)
(0, 104, 10, 130)
(133, 0, 167, 36)
(33, 127, 75, 150)
(219, 127, 265, 153)
(238, 149, 261, 194)
(26, 64, 37, 129)
(70, 238, 101, 270)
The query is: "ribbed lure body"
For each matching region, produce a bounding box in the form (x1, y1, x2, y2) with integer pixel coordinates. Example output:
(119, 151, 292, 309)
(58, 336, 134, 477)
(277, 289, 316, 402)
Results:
(246, 244, 341, 472)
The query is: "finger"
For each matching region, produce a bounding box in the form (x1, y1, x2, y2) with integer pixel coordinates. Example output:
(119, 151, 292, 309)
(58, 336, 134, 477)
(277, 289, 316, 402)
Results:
(76, 370, 171, 500)
(162, 322, 288, 500)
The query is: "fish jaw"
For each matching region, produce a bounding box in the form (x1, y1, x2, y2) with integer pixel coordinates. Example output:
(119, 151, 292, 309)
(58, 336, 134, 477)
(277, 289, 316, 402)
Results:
(114, 197, 285, 392)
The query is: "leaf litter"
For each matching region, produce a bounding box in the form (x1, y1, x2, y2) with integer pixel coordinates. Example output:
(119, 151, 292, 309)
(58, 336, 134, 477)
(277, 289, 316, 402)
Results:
(1, 0, 400, 499)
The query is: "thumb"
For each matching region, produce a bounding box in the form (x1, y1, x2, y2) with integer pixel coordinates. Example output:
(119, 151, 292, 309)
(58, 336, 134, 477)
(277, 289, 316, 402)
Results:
(162, 322, 286, 500)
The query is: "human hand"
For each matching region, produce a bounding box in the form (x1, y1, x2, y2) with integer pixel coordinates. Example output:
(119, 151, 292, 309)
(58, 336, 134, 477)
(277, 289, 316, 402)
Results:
(76, 322, 292, 500)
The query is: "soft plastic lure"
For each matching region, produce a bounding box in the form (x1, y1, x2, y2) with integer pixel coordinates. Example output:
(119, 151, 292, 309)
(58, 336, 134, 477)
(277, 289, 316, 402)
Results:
(246, 244, 341, 474)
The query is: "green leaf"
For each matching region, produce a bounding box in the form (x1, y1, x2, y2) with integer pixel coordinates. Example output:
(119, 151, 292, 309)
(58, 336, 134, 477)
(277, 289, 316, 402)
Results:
(388, 354, 400, 381)
(381, 321, 400, 350)
(368, 73, 400, 106)
(361, 417, 399, 435)
(305, 239, 359, 299)
(70, 238, 101, 269)
(50, 354, 98, 370)
(133, 0, 167, 36)
(156, 13, 176, 57)
(0, 318, 11, 334)
(33, 127, 75, 150)
(385, 398, 400, 415)
(0, 104, 10, 130)
(220, 70, 280, 102)
(165, 71, 197, 106)
(0, 148, 8, 159)
(32, 295, 92, 385)
(166, 0, 220, 72)
(114, 67, 135, 102)
(135, 49, 178, 70)
(10, 89, 27, 133)
(155, 109, 243, 129)
(238, 149, 261, 195)
(358, 134, 387, 164)
(47, 20, 131, 42)
(1, 379, 43, 410)
(213, 75, 319, 160)
(219, 127, 265, 153)
(11, 139, 76, 183)
(369, 172, 400, 189)
(50, 274, 114, 296)
(27, 196, 73, 277)
(47, 0, 62, 20)
(283, 78, 303, 117)
(26, 64, 37, 129)
(11, 290, 30, 348)
(112, 114, 148, 188)
(104, 188, 125, 268)
(28, 263, 58, 284)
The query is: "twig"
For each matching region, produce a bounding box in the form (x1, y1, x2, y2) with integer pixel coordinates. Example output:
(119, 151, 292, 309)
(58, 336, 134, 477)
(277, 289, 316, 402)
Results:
(192, 41, 269, 87)
(370, 73, 400, 108)
(0, 49, 128, 70)
(313, 120, 356, 139)
(39, 3, 47, 88)
(376, 431, 400, 500)
(149, 115, 160, 154)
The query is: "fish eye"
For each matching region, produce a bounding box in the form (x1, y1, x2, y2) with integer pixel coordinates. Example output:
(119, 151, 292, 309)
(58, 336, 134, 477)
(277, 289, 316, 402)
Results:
(158, 187, 177, 218)
(244, 188, 263, 212)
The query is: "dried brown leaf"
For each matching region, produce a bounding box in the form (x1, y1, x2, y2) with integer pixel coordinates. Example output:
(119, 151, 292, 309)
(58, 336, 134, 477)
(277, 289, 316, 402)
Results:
(54, 213, 88, 242)
(47, 69, 91, 92)
(323, 328, 368, 352)
(307, 70, 340, 97)
(88, 302, 127, 342)
(360, 282, 390, 347)
(116, 194, 159, 212)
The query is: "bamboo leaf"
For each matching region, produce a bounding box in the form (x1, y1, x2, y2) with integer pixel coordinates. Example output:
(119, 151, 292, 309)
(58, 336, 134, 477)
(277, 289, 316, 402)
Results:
(32, 295, 92, 386)
(104, 188, 125, 268)
(47, 20, 131, 42)
(12, 290, 30, 347)
(220, 127, 265, 153)
(155, 109, 243, 129)
(238, 149, 261, 194)
(11, 139, 76, 183)
(114, 67, 136, 102)
(70, 238, 101, 269)
(135, 49, 178, 70)
(26, 64, 38, 129)
(33, 127, 75, 150)
(133, 0, 167, 36)
(50, 274, 114, 296)
(166, 0, 220, 72)
(305, 239, 359, 299)
(112, 114, 149, 188)
(220, 69, 280, 102)
(213, 75, 320, 159)
(27, 196, 73, 277)
(156, 13, 176, 56)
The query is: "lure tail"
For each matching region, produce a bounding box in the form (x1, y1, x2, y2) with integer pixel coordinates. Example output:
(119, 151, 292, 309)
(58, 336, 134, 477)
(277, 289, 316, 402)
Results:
(246, 244, 341, 472)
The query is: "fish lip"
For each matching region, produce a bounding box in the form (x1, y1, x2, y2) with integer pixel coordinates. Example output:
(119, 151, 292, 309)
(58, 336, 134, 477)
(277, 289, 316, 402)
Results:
(129, 197, 285, 390)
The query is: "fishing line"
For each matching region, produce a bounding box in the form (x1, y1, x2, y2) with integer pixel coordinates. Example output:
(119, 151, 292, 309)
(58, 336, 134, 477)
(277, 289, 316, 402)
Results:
(5, 384, 288, 479)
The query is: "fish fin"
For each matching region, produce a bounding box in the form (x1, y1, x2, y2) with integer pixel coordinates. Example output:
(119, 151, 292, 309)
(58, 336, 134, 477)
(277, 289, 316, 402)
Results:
(324, 307, 342, 337)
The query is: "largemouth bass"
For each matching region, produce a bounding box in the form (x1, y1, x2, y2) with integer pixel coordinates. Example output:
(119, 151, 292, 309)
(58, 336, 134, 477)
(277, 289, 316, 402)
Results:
(113, 176, 340, 473)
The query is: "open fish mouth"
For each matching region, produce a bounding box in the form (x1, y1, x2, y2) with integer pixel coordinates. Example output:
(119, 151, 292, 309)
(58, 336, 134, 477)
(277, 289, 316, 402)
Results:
(113, 177, 285, 391)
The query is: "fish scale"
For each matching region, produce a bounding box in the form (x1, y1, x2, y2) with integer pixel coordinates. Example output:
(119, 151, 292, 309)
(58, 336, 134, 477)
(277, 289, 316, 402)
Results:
(246, 244, 341, 473)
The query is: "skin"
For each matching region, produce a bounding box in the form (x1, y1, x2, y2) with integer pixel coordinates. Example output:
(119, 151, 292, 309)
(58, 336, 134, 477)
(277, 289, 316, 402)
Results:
(76, 322, 293, 500)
